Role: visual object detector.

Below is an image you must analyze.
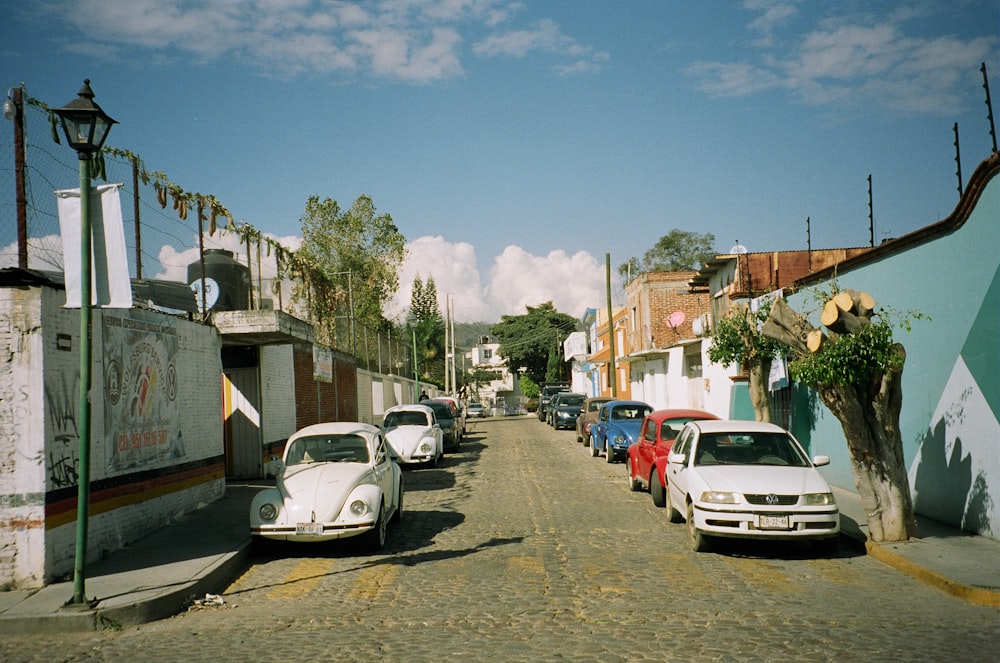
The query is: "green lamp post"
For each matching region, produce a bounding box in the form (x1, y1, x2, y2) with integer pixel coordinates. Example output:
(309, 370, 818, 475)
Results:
(53, 79, 117, 606)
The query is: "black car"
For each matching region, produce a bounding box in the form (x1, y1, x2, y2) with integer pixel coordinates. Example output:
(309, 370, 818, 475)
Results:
(549, 392, 586, 430)
(423, 400, 460, 452)
(537, 383, 570, 421)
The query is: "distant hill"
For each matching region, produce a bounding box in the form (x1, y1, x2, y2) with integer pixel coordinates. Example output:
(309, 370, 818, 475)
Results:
(454, 321, 494, 351)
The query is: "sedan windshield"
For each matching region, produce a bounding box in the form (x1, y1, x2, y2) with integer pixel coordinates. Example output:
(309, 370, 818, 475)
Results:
(694, 432, 809, 467)
(286, 434, 370, 465)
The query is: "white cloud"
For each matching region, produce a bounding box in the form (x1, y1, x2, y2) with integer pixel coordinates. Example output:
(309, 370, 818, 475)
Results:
(687, 5, 998, 116)
(386, 237, 606, 324)
(41, 0, 600, 83)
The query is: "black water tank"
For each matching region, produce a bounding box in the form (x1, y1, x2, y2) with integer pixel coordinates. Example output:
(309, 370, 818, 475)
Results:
(187, 249, 250, 312)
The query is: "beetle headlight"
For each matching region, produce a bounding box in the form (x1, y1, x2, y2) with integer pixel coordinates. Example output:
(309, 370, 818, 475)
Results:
(613, 434, 626, 446)
(259, 503, 278, 521)
(349, 500, 368, 517)
(700, 491, 739, 504)
(419, 440, 433, 454)
(803, 492, 835, 506)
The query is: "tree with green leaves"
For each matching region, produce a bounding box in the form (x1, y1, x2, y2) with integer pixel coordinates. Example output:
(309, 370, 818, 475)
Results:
(490, 302, 578, 385)
(619, 229, 716, 281)
(707, 300, 785, 422)
(761, 287, 922, 542)
(407, 275, 444, 386)
(296, 194, 406, 341)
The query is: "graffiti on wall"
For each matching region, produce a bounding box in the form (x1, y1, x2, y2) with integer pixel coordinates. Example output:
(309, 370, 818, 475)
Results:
(44, 371, 81, 489)
(103, 313, 184, 470)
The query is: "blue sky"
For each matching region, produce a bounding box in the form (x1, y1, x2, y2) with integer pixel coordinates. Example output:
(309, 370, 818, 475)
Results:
(2, 0, 997, 322)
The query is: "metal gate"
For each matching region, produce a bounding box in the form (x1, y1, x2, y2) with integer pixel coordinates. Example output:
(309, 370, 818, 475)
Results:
(223, 367, 263, 478)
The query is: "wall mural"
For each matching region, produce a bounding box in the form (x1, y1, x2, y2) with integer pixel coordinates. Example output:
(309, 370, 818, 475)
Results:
(103, 313, 184, 470)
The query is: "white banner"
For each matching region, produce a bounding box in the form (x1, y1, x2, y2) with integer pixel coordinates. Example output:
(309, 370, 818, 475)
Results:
(56, 182, 133, 308)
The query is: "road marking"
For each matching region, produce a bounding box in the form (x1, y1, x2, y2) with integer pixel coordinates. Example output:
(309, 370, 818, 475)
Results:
(267, 558, 337, 600)
(349, 563, 401, 601)
(723, 556, 802, 593)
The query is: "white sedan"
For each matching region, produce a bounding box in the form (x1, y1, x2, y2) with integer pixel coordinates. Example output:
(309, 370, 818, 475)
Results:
(250, 422, 402, 552)
(382, 403, 444, 467)
(665, 420, 840, 554)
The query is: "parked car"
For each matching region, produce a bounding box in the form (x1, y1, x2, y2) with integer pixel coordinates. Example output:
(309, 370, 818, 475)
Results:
(537, 383, 570, 421)
(423, 399, 461, 452)
(250, 422, 403, 552)
(431, 396, 466, 439)
(626, 409, 719, 507)
(548, 392, 586, 430)
(576, 396, 613, 444)
(382, 403, 443, 468)
(466, 402, 486, 418)
(589, 400, 652, 463)
(665, 419, 840, 554)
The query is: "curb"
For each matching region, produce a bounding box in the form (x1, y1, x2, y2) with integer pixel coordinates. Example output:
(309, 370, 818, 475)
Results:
(864, 541, 1000, 609)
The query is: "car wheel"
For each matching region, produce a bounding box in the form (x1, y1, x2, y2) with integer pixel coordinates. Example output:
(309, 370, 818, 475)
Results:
(626, 460, 640, 491)
(606, 445, 615, 463)
(364, 503, 387, 553)
(686, 501, 710, 552)
(590, 434, 599, 457)
(650, 471, 666, 507)
(391, 487, 403, 524)
(665, 482, 682, 523)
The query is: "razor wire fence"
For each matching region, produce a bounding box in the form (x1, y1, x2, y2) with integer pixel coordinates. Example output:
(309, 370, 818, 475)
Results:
(0, 84, 411, 377)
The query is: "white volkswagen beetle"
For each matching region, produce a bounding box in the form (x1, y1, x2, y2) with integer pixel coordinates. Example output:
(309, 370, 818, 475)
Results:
(382, 403, 444, 467)
(250, 422, 403, 552)
(665, 419, 840, 554)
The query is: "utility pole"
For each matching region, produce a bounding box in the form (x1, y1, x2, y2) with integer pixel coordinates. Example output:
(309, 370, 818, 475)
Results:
(605, 253, 617, 397)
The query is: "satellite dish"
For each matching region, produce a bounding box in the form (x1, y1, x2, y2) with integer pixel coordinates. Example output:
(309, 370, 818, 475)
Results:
(667, 311, 686, 329)
(729, 244, 748, 254)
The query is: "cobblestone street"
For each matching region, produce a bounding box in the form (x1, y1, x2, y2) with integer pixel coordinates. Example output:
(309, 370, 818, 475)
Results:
(2, 416, 998, 662)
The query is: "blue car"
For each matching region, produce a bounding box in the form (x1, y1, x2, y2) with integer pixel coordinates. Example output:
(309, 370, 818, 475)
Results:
(590, 400, 653, 463)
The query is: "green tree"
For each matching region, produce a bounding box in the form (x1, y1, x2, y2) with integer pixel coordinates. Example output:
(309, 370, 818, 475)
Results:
(490, 302, 578, 385)
(619, 229, 716, 281)
(545, 346, 565, 383)
(407, 275, 444, 386)
(761, 288, 923, 542)
(707, 300, 784, 422)
(296, 194, 406, 340)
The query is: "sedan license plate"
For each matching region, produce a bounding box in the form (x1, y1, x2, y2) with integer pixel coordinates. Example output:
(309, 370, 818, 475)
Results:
(295, 522, 324, 536)
(756, 514, 790, 530)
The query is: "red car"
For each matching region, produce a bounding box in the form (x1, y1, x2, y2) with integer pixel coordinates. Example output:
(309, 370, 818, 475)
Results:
(626, 409, 719, 507)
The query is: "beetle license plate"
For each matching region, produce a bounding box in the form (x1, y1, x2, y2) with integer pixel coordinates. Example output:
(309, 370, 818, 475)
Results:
(296, 522, 323, 536)
(756, 514, 789, 530)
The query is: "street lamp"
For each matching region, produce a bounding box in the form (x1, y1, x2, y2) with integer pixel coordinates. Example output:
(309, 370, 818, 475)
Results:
(53, 79, 117, 606)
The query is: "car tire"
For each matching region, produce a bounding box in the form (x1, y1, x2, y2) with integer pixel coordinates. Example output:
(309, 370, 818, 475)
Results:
(626, 460, 640, 491)
(686, 501, 710, 552)
(665, 482, 682, 523)
(361, 503, 387, 553)
(590, 434, 599, 457)
(391, 488, 403, 524)
(606, 445, 615, 463)
(650, 471, 666, 507)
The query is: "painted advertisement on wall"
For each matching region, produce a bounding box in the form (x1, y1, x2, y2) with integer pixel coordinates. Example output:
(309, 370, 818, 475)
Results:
(103, 311, 185, 470)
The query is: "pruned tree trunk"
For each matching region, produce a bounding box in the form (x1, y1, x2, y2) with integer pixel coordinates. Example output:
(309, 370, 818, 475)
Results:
(763, 297, 917, 542)
(748, 359, 772, 423)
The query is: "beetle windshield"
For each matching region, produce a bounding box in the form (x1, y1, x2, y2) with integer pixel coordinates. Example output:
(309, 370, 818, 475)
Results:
(286, 434, 370, 465)
(384, 410, 430, 428)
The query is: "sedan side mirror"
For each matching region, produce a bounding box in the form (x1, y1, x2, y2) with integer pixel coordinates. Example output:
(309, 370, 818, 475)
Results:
(667, 452, 686, 465)
(812, 455, 831, 467)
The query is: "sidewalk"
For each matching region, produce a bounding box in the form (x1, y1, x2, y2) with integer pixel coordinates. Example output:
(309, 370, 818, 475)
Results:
(0, 482, 997, 634)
